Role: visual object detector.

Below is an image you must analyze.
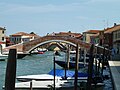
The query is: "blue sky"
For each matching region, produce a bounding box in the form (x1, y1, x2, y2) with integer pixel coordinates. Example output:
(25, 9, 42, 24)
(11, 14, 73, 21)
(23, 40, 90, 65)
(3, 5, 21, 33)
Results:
(0, 0, 120, 36)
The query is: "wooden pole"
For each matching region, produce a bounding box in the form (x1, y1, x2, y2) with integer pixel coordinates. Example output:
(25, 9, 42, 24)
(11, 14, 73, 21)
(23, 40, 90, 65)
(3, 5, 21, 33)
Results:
(30, 81, 33, 90)
(64, 50, 67, 80)
(53, 55, 56, 90)
(5, 49, 17, 90)
(84, 49, 87, 66)
(87, 44, 94, 90)
(74, 44, 79, 90)
(67, 44, 70, 69)
(101, 47, 105, 75)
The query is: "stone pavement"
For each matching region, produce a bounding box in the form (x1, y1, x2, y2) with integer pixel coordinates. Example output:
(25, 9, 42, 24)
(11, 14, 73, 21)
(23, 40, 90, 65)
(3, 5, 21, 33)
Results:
(108, 60, 120, 90)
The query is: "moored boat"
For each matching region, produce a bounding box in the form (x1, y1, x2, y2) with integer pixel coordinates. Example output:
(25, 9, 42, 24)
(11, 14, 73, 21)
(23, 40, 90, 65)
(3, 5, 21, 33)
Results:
(15, 79, 76, 90)
(0, 54, 8, 61)
(17, 69, 88, 82)
(55, 60, 88, 69)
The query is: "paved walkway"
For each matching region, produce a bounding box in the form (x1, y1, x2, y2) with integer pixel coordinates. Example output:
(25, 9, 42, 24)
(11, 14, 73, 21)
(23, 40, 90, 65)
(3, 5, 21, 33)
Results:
(108, 60, 120, 90)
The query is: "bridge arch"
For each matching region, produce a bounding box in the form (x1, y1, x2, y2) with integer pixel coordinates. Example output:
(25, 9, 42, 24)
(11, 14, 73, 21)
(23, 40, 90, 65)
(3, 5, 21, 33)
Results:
(23, 36, 91, 53)
(28, 40, 77, 53)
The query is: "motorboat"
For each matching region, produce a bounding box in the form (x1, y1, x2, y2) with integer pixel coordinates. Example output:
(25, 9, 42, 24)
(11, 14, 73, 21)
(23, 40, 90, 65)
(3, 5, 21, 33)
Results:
(17, 74, 62, 82)
(15, 79, 77, 90)
(15, 79, 104, 90)
(17, 69, 88, 82)
(15, 69, 104, 90)
(15, 69, 88, 90)
(0, 54, 8, 61)
(55, 60, 88, 69)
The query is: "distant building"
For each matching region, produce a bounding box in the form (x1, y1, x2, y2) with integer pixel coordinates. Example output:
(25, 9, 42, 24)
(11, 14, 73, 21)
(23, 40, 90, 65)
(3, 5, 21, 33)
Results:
(0, 27, 6, 48)
(10, 32, 40, 45)
(82, 30, 100, 44)
(49, 31, 83, 40)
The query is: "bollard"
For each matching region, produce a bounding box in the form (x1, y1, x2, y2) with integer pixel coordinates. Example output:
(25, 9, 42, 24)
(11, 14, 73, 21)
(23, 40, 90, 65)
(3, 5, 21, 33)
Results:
(5, 49, 17, 90)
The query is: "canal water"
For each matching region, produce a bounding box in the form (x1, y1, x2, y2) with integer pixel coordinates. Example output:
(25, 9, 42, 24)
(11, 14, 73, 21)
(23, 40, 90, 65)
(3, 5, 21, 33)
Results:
(0, 51, 113, 90)
(0, 51, 64, 90)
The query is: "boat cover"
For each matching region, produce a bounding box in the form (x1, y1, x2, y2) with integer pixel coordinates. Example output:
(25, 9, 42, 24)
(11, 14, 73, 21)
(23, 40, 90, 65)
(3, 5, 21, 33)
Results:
(48, 69, 88, 78)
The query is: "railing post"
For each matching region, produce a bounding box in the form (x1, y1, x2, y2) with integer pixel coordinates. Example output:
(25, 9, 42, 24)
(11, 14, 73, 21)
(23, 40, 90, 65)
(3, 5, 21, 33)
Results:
(5, 49, 17, 90)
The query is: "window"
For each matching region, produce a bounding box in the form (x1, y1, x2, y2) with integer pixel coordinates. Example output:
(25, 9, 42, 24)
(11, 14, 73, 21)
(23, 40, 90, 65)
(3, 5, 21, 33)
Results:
(2, 37, 4, 41)
(2, 30, 4, 34)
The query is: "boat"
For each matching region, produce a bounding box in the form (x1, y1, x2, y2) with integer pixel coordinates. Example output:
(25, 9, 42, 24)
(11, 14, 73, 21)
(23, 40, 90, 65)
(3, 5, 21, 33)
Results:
(15, 69, 104, 90)
(54, 51, 61, 56)
(0, 54, 8, 61)
(17, 69, 88, 82)
(14, 79, 104, 90)
(15, 79, 76, 90)
(30, 48, 47, 54)
(15, 69, 88, 90)
(70, 50, 76, 54)
(17, 74, 62, 82)
(17, 53, 30, 59)
(55, 60, 88, 69)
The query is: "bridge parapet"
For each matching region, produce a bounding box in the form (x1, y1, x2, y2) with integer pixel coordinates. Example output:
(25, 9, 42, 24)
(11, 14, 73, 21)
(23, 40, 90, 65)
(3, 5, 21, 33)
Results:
(23, 36, 91, 53)
(3, 36, 91, 53)
(3, 43, 24, 54)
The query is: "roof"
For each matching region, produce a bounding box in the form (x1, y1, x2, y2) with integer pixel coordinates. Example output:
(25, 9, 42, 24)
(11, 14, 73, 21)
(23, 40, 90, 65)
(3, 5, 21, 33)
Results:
(11, 32, 29, 36)
(0, 27, 6, 30)
(104, 25, 120, 34)
(54, 31, 82, 38)
(83, 30, 101, 34)
(10, 32, 40, 38)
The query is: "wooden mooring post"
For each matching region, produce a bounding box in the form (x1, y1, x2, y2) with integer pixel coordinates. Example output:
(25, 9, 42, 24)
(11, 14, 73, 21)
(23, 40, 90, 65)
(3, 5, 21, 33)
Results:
(5, 49, 17, 90)
(87, 44, 94, 90)
(67, 44, 70, 69)
(74, 44, 79, 90)
(53, 55, 56, 90)
(101, 47, 105, 75)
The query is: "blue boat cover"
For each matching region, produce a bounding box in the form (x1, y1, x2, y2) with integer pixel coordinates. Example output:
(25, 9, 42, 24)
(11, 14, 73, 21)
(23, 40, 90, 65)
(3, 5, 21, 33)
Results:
(48, 69, 88, 78)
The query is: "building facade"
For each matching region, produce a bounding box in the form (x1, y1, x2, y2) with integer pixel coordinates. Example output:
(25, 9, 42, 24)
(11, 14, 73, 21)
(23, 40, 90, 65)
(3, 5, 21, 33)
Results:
(82, 30, 100, 44)
(10, 32, 40, 45)
(113, 27, 120, 54)
(0, 27, 6, 49)
(48, 31, 82, 40)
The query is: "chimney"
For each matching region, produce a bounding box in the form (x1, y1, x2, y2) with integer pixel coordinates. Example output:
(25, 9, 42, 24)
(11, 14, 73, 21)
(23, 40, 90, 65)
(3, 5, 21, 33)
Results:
(114, 23, 117, 26)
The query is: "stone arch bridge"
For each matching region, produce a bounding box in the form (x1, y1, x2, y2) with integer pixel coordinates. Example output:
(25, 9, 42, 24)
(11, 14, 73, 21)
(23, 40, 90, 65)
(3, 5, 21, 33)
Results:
(3, 36, 91, 54)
